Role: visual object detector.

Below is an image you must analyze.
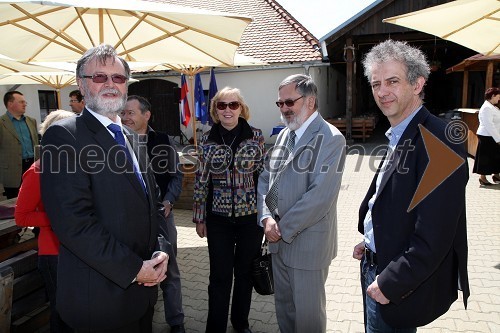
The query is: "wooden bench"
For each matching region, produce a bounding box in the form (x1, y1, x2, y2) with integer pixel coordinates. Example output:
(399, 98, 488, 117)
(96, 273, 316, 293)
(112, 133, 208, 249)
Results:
(0, 197, 49, 332)
(327, 117, 376, 142)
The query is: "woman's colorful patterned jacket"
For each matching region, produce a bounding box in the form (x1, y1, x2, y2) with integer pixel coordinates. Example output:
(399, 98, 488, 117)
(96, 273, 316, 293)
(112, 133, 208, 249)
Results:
(193, 118, 265, 223)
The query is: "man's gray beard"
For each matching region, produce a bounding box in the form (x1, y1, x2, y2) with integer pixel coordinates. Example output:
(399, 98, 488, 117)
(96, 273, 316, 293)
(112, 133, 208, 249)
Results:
(281, 105, 308, 131)
(83, 88, 127, 118)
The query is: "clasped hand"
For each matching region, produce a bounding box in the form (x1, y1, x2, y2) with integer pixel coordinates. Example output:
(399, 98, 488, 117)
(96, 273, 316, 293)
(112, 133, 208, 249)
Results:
(263, 217, 281, 243)
(136, 251, 169, 286)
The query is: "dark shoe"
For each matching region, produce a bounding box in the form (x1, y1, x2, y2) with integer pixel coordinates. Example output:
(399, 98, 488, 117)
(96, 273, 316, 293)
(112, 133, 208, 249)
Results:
(479, 179, 492, 186)
(492, 175, 500, 183)
(236, 329, 253, 333)
(170, 324, 186, 333)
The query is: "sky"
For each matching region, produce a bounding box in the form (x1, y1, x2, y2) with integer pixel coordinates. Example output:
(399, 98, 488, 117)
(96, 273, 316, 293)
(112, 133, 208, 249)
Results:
(275, 0, 377, 39)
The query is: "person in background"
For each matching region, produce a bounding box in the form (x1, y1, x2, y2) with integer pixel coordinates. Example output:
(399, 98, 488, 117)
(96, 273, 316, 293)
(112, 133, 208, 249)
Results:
(473, 86, 500, 186)
(15, 109, 76, 333)
(1, 91, 38, 199)
(193, 87, 265, 333)
(40, 44, 168, 332)
(121, 95, 186, 333)
(68, 89, 85, 114)
(353, 39, 469, 333)
(257, 74, 346, 333)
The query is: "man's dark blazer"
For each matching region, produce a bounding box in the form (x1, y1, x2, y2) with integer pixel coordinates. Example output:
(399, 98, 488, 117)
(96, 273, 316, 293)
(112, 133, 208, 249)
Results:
(358, 107, 470, 327)
(40, 109, 164, 330)
(146, 127, 183, 202)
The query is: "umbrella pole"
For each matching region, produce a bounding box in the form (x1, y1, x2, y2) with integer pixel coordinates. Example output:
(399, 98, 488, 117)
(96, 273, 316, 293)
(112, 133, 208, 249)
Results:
(56, 89, 61, 109)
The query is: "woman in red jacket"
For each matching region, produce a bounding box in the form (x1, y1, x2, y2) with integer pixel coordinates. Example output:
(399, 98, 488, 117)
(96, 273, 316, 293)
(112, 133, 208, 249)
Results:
(15, 110, 75, 333)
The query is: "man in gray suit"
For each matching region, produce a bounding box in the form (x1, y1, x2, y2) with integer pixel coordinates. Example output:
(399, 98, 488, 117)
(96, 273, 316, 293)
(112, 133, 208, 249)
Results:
(257, 74, 346, 332)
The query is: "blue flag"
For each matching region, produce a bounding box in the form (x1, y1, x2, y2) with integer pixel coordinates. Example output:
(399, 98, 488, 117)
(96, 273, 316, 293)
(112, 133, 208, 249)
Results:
(208, 68, 218, 125)
(194, 73, 208, 124)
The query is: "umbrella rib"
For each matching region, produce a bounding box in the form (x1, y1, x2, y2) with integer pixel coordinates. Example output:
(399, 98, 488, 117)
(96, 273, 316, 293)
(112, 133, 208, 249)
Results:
(174, 35, 232, 65)
(0, 6, 63, 26)
(75, 7, 96, 47)
(485, 42, 500, 56)
(119, 28, 234, 66)
(442, 8, 500, 39)
(0, 63, 20, 73)
(118, 28, 188, 54)
(10, 4, 85, 52)
(145, 12, 241, 46)
(109, 10, 146, 55)
(27, 9, 89, 62)
(8, 21, 84, 61)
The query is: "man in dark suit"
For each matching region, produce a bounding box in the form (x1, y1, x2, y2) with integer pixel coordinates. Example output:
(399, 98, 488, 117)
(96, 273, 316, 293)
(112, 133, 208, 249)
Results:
(1, 91, 38, 198)
(122, 95, 185, 333)
(353, 40, 469, 332)
(40, 44, 168, 332)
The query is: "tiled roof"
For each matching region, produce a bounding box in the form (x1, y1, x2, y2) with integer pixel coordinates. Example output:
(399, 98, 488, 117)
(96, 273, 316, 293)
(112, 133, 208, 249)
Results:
(149, 0, 322, 63)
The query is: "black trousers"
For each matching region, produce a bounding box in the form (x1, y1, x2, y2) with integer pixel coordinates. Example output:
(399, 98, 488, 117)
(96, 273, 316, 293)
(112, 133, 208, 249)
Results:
(4, 157, 34, 199)
(205, 216, 263, 332)
(74, 305, 154, 333)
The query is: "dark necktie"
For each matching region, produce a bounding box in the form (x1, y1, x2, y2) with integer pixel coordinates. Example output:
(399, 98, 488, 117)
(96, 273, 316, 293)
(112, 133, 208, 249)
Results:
(265, 130, 296, 214)
(107, 123, 146, 191)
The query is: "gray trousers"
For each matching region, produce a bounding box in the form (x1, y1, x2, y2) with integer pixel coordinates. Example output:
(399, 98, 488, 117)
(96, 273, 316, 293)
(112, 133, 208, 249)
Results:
(159, 212, 184, 326)
(272, 251, 329, 333)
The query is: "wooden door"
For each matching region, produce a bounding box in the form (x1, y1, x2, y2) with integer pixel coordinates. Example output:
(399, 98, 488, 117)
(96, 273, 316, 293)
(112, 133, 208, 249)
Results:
(128, 79, 181, 137)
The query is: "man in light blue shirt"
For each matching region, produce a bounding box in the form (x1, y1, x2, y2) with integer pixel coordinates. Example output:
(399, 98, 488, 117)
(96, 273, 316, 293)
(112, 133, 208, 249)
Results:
(353, 40, 469, 333)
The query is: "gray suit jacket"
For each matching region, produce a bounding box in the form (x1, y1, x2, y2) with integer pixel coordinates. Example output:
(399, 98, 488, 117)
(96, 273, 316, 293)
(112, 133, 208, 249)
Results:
(258, 114, 346, 270)
(0, 112, 38, 187)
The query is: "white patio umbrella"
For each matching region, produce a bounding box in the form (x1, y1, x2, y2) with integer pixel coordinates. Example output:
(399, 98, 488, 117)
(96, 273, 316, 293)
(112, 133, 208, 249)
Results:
(0, 71, 76, 108)
(0, 55, 76, 107)
(0, 0, 252, 65)
(383, 0, 500, 56)
(0, 54, 70, 75)
(0, 0, 252, 143)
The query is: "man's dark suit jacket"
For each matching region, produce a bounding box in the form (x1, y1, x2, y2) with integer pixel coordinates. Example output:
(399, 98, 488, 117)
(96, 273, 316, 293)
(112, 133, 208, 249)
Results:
(358, 107, 470, 327)
(146, 127, 183, 202)
(40, 109, 164, 330)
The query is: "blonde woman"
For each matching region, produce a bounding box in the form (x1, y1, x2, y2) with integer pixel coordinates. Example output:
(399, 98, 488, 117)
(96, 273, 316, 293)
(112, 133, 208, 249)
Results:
(193, 87, 265, 333)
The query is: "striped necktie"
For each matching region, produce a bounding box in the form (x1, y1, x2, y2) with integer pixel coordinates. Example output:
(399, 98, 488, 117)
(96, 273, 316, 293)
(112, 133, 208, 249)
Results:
(265, 130, 296, 214)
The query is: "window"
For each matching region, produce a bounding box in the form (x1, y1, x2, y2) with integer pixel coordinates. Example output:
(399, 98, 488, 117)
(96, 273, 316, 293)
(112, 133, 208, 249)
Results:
(38, 90, 58, 121)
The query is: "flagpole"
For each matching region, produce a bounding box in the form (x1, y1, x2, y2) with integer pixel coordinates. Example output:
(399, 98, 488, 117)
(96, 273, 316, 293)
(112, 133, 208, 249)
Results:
(188, 69, 197, 147)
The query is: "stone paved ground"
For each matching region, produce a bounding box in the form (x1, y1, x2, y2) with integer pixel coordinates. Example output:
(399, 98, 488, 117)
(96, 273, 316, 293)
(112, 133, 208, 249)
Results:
(153, 145, 500, 333)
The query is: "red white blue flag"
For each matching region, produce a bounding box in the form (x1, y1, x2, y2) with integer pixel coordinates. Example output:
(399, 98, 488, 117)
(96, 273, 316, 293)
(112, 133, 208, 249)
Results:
(180, 74, 190, 127)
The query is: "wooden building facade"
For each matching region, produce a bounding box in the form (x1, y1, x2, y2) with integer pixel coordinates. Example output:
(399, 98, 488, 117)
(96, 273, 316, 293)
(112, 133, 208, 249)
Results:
(319, 0, 499, 141)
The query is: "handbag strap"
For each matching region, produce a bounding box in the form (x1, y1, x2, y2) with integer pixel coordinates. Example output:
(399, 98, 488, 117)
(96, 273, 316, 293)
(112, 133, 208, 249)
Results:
(261, 239, 269, 255)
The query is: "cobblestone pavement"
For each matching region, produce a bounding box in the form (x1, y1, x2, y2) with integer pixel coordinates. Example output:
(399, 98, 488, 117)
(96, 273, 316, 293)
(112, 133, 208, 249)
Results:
(153, 148, 500, 333)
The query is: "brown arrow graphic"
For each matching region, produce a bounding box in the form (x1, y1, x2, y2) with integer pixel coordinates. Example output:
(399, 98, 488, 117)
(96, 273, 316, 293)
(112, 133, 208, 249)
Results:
(408, 124, 465, 212)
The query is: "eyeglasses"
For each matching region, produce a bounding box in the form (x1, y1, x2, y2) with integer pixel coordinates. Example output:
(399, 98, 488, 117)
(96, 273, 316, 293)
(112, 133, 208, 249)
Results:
(275, 96, 304, 108)
(81, 73, 128, 84)
(216, 101, 240, 110)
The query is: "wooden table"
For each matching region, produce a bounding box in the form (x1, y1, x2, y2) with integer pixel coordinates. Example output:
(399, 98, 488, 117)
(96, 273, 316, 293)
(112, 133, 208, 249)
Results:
(0, 198, 20, 249)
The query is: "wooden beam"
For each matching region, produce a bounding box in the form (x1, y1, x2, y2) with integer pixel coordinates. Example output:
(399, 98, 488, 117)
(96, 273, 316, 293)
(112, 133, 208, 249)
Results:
(345, 38, 354, 144)
(461, 71, 469, 108)
(486, 61, 494, 89)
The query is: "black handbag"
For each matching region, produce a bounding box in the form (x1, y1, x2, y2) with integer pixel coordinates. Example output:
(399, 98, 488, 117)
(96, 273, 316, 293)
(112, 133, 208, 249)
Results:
(252, 239, 274, 295)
